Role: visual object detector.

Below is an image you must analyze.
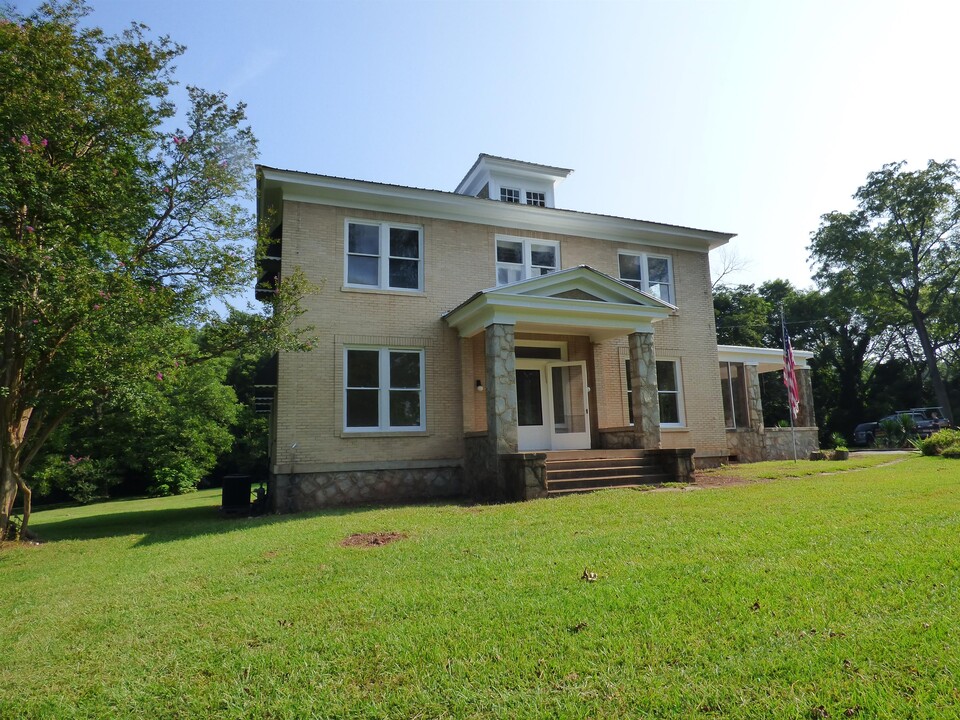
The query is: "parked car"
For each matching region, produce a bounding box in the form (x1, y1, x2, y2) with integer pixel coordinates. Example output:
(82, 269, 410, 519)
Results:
(852, 407, 950, 446)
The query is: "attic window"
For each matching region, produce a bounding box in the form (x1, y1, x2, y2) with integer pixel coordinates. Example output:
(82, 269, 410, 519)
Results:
(500, 187, 521, 203)
(526, 191, 546, 207)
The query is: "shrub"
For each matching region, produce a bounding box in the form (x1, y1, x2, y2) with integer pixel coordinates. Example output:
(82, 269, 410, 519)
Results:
(147, 463, 201, 497)
(920, 429, 960, 456)
(29, 455, 120, 504)
(941, 442, 960, 459)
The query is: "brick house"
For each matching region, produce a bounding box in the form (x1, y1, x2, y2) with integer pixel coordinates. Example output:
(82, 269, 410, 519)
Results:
(256, 155, 817, 512)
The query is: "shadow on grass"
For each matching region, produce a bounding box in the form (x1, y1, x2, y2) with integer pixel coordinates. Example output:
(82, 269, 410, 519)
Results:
(30, 495, 473, 546)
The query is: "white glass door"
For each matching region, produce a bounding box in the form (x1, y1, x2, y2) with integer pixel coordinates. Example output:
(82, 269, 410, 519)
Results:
(516, 361, 550, 451)
(546, 361, 590, 450)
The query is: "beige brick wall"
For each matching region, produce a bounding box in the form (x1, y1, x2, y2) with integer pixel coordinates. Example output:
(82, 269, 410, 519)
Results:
(274, 199, 728, 470)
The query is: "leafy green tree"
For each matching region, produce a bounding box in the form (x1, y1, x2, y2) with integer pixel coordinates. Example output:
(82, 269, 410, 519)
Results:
(809, 160, 960, 423)
(0, 2, 308, 539)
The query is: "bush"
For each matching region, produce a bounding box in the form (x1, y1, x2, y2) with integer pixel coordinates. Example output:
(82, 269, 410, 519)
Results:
(29, 455, 120, 504)
(920, 429, 960, 457)
(942, 443, 960, 459)
(147, 463, 201, 497)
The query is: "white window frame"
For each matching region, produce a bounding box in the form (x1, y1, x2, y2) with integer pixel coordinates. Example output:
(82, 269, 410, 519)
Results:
(624, 358, 685, 428)
(617, 251, 674, 304)
(343, 347, 425, 432)
(525, 190, 546, 207)
(344, 219, 423, 292)
(656, 359, 685, 428)
(495, 234, 560, 286)
(500, 187, 521, 203)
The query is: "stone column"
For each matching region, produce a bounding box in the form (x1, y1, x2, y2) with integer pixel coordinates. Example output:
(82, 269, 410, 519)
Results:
(485, 323, 518, 455)
(796, 368, 815, 427)
(627, 331, 660, 449)
(744, 364, 764, 431)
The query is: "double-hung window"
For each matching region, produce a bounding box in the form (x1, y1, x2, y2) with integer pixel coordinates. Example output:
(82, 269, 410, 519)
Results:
(495, 235, 560, 285)
(625, 359, 685, 427)
(720, 361, 749, 429)
(344, 348, 424, 432)
(618, 252, 674, 304)
(345, 221, 422, 291)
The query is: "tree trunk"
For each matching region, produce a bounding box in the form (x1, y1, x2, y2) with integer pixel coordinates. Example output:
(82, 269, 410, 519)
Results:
(1, 449, 19, 541)
(912, 311, 954, 424)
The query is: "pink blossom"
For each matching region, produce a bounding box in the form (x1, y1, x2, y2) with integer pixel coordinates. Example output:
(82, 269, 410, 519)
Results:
(40, 138, 48, 147)
(93, 304, 101, 310)
(156, 372, 163, 381)
(172, 135, 187, 146)
(25, 226, 34, 233)
(19, 134, 29, 146)
(32, 319, 38, 324)
(117, 261, 125, 268)
(162, 186, 170, 194)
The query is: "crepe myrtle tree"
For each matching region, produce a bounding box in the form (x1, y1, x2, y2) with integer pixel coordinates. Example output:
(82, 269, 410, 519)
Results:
(0, 1, 311, 539)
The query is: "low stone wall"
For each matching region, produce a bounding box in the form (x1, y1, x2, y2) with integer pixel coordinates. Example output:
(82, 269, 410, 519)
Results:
(599, 427, 639, 450)
(271, 465, 463, 514)
(763, 427, 819, 461)
(726, 427, 819, 462)
(499, 453, 548, 501)
(647, 448, 696, 483)
(464, 433, 499, 499)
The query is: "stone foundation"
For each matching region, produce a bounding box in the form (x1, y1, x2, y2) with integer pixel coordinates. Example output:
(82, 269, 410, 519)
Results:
(271, 465, 463, 513)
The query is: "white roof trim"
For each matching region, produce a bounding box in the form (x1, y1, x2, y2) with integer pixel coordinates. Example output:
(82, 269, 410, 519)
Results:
(258, 166, 735, 253)
(717, 344, 814, 373)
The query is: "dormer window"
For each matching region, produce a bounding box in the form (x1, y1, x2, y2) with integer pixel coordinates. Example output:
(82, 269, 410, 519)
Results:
(500, 187, 521, 203)
(526, 191, 546, 207)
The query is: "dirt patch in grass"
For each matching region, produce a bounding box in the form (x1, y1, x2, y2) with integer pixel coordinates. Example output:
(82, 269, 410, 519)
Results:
(340, 531, 407, 548)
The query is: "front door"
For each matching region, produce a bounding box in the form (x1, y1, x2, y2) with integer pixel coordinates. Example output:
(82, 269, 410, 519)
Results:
(516, 359, 590, 451)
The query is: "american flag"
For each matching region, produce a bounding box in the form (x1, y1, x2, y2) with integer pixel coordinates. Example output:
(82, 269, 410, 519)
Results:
(782, 316, 800, 421)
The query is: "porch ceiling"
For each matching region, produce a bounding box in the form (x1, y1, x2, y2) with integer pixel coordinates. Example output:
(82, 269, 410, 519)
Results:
(443, 265, 675, 342)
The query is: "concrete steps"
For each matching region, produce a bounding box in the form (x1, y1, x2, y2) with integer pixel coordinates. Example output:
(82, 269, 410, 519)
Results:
(544, 450, 673, 495)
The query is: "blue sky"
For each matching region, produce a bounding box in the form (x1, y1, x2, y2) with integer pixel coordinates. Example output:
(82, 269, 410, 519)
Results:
(24, 0, 960, 289)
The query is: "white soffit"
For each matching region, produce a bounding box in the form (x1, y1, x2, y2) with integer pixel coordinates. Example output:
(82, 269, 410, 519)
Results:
(717, 344, 813, 373)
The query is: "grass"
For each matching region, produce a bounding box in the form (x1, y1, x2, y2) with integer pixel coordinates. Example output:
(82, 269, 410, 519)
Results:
(700, 452, 901, 481)
(3, 455, 960, 718)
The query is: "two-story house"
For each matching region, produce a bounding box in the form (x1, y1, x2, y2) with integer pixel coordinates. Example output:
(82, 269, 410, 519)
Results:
(256, 155, 818, 513)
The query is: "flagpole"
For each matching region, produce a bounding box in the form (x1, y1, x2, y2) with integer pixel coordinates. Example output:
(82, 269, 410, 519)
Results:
(782, 307, 799, 463)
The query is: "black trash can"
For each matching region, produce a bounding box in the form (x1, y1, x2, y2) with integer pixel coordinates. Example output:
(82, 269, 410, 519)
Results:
(221, 475, 253, 515)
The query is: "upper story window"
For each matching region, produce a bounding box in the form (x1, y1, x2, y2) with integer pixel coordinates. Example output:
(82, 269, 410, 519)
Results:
(500, 187, 521, 203)
(345, 221, 422, 291)
(496, 235, 560, 285)
(525, 191, 546, 207)
(618, 251, 674, 304)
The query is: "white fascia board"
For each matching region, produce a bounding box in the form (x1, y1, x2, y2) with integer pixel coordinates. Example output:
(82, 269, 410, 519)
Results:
(261, 168, 734, 253)
(445, 292, 670, 338)
(717, 344, 813, 369)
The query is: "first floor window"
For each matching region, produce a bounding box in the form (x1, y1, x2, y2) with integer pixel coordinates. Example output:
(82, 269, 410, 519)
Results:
(618, 252, 674, 304)
(625, 358, 684, 426)
(346, 221, 422, 291)
(345, 348, 424, 431)
(720, 361, 749, 429)
(496, 235, 560, 285)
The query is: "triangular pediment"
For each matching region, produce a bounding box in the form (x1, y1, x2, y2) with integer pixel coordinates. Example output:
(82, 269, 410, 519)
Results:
(496, 265, 676, 309)
(443, 265, 675, 341)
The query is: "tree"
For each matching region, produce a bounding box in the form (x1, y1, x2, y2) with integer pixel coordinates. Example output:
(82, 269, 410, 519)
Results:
(809, 160, 960, 423)
(0, 2, 308, 539)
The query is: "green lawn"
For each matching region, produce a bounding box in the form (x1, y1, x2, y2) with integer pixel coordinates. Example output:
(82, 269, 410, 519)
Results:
(3, 455, 960, 719)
